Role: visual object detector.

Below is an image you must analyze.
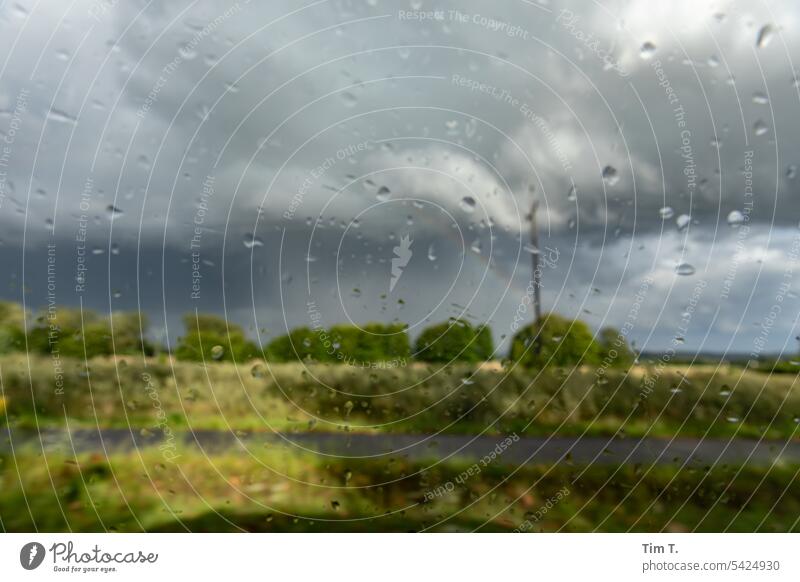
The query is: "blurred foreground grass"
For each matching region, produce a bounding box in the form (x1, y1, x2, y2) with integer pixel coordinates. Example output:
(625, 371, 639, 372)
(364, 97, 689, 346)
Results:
(1, 447, 798, 532)
(2, 354, 799, 438)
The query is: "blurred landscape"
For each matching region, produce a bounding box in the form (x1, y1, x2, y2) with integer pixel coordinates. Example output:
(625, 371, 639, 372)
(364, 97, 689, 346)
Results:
(2, 0, 800, 535)
(2, 299, 799, 532)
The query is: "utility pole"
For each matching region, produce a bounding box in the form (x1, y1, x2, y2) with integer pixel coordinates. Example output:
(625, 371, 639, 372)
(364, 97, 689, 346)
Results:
(529, 199, 542, 324)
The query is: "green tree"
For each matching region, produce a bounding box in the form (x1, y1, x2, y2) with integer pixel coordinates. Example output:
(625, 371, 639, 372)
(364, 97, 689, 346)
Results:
(0, 301, 26, 354)
(266, 327, 329, 363)
(414, 319, 494, 363)
(510, 313, 602, 369)
(110, 311, 155, 355)
(267, 323, 410, 364)
(330, 323, 410, 363)
(597, 327, 635, 369)
(175, 313, 259, 362)
(28, 307, 107, 358)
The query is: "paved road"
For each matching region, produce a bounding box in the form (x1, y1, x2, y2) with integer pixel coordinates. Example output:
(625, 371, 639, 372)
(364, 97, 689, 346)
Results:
(3, 428, 800, 466)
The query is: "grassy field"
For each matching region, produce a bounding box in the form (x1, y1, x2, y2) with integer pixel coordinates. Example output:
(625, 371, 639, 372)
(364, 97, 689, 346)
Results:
(1, 354, 799, 439)
(2, 446, 798, 532)
(2, 354, 799, 532)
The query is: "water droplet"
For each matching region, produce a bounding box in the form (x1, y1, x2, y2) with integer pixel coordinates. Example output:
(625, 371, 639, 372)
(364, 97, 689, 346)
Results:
(659, 206, 674, 220)
(676, 214, 691, 231)
(727, 210, 745, 227)
(756, 24, 774, 49)
(753, 119, 769, 136)
(250, 363, 266, 378)
(470, 238, 482, 254)
(243, 233, 264, 249)
(787, 164, 797, 180)
(601, 165, 619, 186)
(752, 91, 769, 104)
(178, 44, 197, 60)
(460, 196, 476, 212)
(341, 92, 358, 107)
(210, 345, 225, 360)
(427, 244, 436, 261)
(523, 243, 539, 255)
(640, 42, 656, 59)
(567, 185, 577, 201)
(376, 186, 391, 202)
(106, 205, 123, 220)
(675, 262, 695, 276)
(726, 416, 740, 423)
(46, 108, 77, 124)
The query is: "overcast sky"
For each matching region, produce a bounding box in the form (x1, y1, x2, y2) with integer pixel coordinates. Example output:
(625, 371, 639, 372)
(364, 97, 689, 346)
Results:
(1, 0, 800, 356)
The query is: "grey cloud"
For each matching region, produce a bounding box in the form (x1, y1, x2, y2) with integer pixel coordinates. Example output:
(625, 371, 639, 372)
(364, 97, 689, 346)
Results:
(1, 0, 800, 353)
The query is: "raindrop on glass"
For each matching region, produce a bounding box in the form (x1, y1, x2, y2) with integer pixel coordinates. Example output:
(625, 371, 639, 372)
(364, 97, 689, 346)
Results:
(756, 24, 774, 49)
(106, 205, 123, 220)
(727, 210, 745, 227)
(376, 186, 391, 202)
(46, 108, 77, 125)
(601, 165, 619, 186)
(567, 185, 577, 201)
(341, 92, 358, 107)
(639, 42, 656, 60)
(243, 233, 264, 249)
(427, 244, 436, 261)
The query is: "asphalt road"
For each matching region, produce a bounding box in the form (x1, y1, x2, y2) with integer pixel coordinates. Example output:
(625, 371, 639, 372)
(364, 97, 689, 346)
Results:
(3, 428, 800, 466)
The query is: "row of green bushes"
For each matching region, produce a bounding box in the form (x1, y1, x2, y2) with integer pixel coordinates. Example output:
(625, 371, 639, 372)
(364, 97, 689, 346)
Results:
(0, 300, 633, 368)
(0, 301, 155, 358)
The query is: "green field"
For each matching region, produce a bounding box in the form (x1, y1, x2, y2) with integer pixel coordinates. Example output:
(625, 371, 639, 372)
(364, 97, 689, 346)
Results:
(2, 447, 798, 532)
(2, 354, 799, 532)
(2, 354, 799, 439)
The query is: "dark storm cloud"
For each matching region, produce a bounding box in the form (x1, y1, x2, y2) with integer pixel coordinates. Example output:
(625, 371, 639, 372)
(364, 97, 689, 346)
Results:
(1, 0, 800, 352)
